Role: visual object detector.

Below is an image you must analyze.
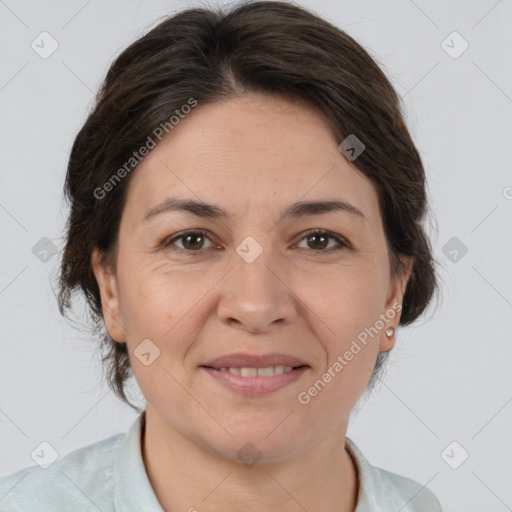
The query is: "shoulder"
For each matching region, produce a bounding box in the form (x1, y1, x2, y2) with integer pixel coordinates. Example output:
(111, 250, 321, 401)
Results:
(0, 432, 125, 512)
(374, 466, 443, 511)
(345, 438, 443, 512)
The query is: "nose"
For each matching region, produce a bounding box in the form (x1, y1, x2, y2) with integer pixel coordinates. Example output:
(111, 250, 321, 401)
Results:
(216, 244, 298, 334)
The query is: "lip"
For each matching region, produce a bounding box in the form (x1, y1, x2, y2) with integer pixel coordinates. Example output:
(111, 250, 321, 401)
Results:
(199, 352, 310, 397)
(201, 366, 310, 396)
(201, 352, 308, 369)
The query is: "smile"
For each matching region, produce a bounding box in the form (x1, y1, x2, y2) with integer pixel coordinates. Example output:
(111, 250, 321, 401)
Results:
(215, 366, 295, 377)
(200, 365, 310, 395)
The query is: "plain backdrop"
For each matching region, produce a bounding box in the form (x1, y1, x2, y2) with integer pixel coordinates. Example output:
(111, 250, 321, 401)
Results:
(1, 1, 511, 511)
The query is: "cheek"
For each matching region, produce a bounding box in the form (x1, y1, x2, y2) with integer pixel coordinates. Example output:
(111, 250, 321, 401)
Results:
(304, 313, 379, 420)
(116, 258, 196, 335)
(306, 262, 387, 335)
(115, 259, 217, 380)
(304, 266, 384, 393)
(117, 264, 202, 405)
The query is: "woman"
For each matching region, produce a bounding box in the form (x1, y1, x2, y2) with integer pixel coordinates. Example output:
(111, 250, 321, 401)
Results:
(0, 1, 442, 510)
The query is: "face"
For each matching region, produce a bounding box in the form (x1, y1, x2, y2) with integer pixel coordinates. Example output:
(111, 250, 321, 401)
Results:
(92, 92, 411, 463)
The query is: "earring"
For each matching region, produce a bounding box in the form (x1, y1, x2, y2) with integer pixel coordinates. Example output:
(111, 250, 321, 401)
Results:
(385, 327, 395, 338)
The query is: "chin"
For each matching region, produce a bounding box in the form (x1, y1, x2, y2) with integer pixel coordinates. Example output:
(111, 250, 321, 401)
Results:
(198, 422, 309, 466)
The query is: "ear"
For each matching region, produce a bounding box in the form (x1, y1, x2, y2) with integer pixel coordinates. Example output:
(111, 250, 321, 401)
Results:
(379, 255, 413, 352)
(91, 247, 127, 343)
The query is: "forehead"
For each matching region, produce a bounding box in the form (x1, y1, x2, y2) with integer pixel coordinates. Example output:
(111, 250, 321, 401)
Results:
(123, 92, 380, 225)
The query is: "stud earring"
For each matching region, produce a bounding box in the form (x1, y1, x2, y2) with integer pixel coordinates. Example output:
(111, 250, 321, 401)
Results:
(385, 327, 395, 338)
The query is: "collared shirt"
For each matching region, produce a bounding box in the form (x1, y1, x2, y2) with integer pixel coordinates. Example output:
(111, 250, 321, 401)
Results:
(0, 411, 442, 511)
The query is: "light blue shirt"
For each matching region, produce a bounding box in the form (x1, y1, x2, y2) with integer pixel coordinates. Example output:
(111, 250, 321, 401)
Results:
(0, 411, 442, 511)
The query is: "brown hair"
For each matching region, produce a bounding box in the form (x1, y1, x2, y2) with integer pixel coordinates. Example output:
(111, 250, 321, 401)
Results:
(57, 0, 439, 412)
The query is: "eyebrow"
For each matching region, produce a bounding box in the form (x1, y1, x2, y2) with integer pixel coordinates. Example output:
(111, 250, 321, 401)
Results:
(141, 197, 366, 223)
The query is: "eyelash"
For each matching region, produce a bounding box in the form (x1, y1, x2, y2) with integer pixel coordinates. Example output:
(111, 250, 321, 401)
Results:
(161, 229, 349, 255)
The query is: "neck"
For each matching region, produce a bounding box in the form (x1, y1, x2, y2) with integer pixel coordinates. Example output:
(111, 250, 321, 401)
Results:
(140, 407, 359, 512)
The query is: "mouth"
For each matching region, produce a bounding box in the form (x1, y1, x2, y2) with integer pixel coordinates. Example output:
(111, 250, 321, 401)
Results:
(201, 352, 309, 370)
(199, 353, 310, 395)
(201, 364, 308, 377)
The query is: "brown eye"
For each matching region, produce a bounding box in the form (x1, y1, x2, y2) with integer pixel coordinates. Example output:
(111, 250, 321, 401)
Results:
(296, 230, 347, 252)
(181, 232, 205, 250)
(306, 232, 328, 250)
(163, 230, 214, 252)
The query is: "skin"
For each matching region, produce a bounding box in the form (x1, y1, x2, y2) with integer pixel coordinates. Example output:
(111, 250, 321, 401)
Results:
(92, 91, 412, 512)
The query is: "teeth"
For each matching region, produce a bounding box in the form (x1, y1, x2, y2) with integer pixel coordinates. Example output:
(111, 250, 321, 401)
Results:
(257, 366, 274, 377)
(240, 367, 258, 377)
(217, 366, 297, 377)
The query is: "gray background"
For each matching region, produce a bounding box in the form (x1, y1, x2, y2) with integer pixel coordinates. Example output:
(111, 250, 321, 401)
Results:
(1, 1, 511, 510)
